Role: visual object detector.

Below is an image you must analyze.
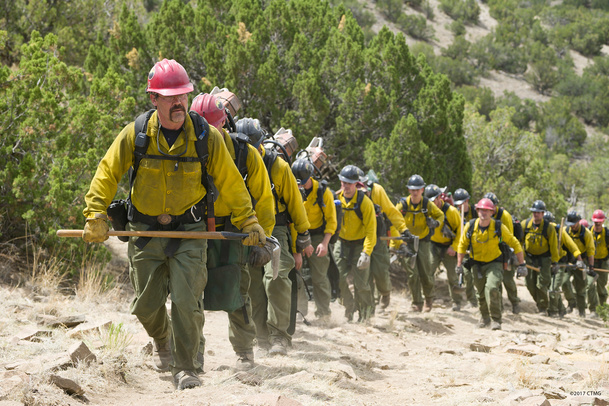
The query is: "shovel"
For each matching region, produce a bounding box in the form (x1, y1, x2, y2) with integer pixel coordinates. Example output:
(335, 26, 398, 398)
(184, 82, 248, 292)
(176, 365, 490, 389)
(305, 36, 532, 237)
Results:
(57, 229, 282, 279)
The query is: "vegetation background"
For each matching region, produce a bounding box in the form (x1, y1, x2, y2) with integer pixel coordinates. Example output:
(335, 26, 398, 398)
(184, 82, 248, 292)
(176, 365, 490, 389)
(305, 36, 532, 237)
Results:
(2, 0, 609, 270)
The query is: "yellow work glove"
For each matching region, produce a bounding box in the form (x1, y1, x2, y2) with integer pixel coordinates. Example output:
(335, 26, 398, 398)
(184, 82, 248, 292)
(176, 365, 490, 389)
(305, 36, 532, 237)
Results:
(83, 213, 109, 243)
(241, 216, 266, 246)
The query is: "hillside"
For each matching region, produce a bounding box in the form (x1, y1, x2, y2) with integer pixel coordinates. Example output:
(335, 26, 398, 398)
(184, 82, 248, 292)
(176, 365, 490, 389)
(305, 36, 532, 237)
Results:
(0, 238, 607, 405)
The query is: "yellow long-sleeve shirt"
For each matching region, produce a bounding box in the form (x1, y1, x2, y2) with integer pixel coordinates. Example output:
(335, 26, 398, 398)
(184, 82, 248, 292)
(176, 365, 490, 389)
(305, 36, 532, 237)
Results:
(457, 219, 523, 263)
(395, 196, 445, 240)
(303, 179, 337, 235)
(550, 223, 581, 260)
(522, 218, 560, 263)
(84, 111, 254, 228)
(369, 183, 406, 233)
(568, 225, 595, 259)
(214, 130, 275, 236)
(494, 207, 513, 234)
(337, 190, 377, 255)
(592, 226, 609, 260)
(263, 148, 310, 234)
(431, 202, 462, 251)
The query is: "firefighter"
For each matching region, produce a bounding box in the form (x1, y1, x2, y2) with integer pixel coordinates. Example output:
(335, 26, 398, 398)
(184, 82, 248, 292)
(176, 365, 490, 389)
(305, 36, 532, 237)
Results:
(239, 119, 312, 356)
(521, 200, 560, 316)
(590, 210, 608, 312)
(395, 175, 445, 312)
(426, 185, 463, 311)
(291, 158, 337, 321)
(453, 188, 478, 308)
(456, 198, 526, 330)
(484, 193, 522, 314)
(333, 165, 377, 322)
(190, 95, 275, 370)
(360, 171, 408, 310)
(82, 59, 265, 390)
(565, 211, 598, 318)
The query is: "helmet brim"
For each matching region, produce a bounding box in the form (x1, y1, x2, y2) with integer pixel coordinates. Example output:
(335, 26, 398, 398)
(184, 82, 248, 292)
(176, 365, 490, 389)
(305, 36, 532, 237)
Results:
(407, 185, 425, 190)
(454, 199, 467, 205)
(565, 220, 577, 226)
(148, 84, 194, 96)
(339, 175, 358, 184)
(530, 209, 545, 213)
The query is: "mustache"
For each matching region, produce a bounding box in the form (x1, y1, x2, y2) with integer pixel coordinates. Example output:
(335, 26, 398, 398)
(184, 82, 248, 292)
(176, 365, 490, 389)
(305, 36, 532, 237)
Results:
(171, 105, 185, 112)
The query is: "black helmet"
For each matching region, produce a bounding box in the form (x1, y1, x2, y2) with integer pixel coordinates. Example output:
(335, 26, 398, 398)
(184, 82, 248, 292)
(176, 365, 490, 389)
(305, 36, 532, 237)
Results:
(407, 174, 425, 190)
(453, 188, 470, 205)
(338, 165, 362, 184)
(543, 211, 555, 223)
(424, 184, 441, 201)
(291, 159, 314, 185)
(484, 192, 499, 206)
(530, 200, 546, 213)
(236, 117, 267, 147)
(565, 210, 581, 226)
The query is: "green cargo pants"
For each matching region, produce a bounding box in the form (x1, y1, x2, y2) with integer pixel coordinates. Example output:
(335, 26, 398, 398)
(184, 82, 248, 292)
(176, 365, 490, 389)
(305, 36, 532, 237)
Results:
(430, 243, 461, 306)
(307, 233, 332, 317)
(502, 265, 520, 306)
(369, 238, 392, 302)
(333, 238, 373, 320)
(127, 221, 206, 376)
(249, 225, 293, 347)
(548, 266, 567, 315)
(565, 265, 594, 314)
(472, 261, 504, 323)
(402, 239, 435, 307)
(592, 259, 608, 306)
(525, 255, 551, 312)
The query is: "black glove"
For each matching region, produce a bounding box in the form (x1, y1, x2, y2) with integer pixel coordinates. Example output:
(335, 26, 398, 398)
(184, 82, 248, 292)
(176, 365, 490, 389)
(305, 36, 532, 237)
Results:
(441, 223, 456, 239)
(455, 265, 464, 275)
(551, 263, 559, 276)
(516, 263, 528, 278)
(426, 217, 440, 231)
(587, 267, 598, 278)
(295, 231, 312, 253)
(400, 229, 413, 241)
(248, 242, 274, 267)
(396, 243, 416, 258)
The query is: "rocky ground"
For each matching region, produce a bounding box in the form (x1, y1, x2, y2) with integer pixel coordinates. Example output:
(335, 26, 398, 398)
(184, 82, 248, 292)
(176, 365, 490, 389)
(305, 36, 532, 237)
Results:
(0, 237, 607, 405)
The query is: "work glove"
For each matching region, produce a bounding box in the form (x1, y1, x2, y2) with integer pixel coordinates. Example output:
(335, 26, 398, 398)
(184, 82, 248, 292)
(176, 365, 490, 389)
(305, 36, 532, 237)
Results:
(516, 263, 528, 278)
(551, 263, 560, 276)
(356, 252, 371, 270)
(587, 266, 598, 278)
(241, 216, 266, 246)
(400, 229, 414, 242)
(295, 231, 312, 253)
(83, 214, 109, 243)
(248, 241, 275, 267)
(441, 224, 456, 239)
(455, 265, 464, 275)
(426, 217, 440, 231)
(396, 243, 416, 258)
(576, 259, 585, 269)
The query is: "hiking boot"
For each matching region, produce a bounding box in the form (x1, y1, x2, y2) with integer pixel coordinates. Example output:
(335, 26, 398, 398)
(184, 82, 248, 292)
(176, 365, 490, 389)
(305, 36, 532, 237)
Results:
(423, 298, 433, 312)
(548, 311, 558, 319)
(567, 302, 576, 314)
(411, 303, 422, 312)
(478, 317, 491, 328)
(512, 303, 521, 315)
(269, 338, 288, 356)
(578, 310, 586, 318)
(490, 320, 501, 331)
(345, 309, 354, 322)
(380, 294, 391, 309)
(173, 370, 201, 390)
(153, 339, 172, 372)
(452, 303, 461, 311)
(235, 351, 255, 371)
(469, 300, 478, 309)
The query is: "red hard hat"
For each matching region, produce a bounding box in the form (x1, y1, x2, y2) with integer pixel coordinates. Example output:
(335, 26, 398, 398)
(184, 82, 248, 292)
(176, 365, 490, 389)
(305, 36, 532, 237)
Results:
(592, 209, 606, 223)
(190, 93, 227, 130)
(580, 219, 590, 228)
(146, 59, 194, 96)
(475, 197, 495, 211)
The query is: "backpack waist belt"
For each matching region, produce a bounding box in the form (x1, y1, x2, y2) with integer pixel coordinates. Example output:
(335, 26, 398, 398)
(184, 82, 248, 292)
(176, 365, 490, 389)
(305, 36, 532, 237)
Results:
(471, 254, 503, 266)
(309, 224, 325, 235)
(339, 237, 365, 245)
(129, 201, 206, 226)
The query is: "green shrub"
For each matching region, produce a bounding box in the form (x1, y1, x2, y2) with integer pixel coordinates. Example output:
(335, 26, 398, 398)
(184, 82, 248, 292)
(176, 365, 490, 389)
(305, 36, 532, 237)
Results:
(439, 0, 480, 24)
(397, 14, 435, 41)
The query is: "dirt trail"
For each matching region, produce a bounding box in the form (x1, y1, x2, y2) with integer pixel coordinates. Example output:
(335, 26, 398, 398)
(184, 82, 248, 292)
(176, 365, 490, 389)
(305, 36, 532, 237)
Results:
(2, 237, 605, 405)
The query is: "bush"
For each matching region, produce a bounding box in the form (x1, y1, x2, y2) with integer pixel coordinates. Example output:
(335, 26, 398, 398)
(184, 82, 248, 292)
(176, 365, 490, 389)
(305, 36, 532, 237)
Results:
(497, 91, 539, 131)
(458, 86, 496, 120)
(448, 19, 466, 36)
(377, 0, 403, 23)
(397, 14, 435, 41)
(439, 0, 480, 24)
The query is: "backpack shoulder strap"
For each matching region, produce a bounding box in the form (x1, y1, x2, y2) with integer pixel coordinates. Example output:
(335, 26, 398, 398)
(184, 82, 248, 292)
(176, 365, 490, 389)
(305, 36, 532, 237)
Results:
(466, 219, 477, 240)
(316, 180, 327, 208)
(422, 196, 429, 216)
(543, 219, 550, 240)
(130, 109, 156, 189)
(354, 190, 365, 220)
(399, 197, 408, 215)
(496, 207, 504, 220)
(494, 218, 502, 240)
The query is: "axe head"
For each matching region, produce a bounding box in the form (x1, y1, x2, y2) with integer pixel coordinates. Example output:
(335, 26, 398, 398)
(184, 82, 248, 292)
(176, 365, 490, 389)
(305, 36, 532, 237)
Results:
(266, 235, 281, 280)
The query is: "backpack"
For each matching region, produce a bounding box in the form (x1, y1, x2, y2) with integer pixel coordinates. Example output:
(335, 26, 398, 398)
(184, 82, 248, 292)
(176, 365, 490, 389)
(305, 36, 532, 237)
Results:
(398, 196, 430, 219)
(130, 109, 215, 227)
(523, 218, 550, 242)
(440, 202, 458, 238)
(229, 132, 251, 180)
(496, 207, 523, 240)
(263, 147, 289, 220)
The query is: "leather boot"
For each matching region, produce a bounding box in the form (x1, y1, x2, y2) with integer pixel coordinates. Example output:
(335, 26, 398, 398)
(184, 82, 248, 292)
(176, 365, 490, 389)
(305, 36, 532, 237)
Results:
(423, 297, 433, 312)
